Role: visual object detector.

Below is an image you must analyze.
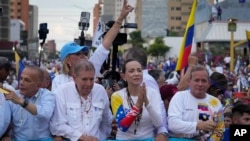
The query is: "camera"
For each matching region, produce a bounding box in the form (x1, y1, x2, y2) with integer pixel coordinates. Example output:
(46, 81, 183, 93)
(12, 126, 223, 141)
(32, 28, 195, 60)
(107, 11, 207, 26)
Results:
(78, 12, 90, 31)
(99, 21, 137, 90)
(38, 23, 49, 40)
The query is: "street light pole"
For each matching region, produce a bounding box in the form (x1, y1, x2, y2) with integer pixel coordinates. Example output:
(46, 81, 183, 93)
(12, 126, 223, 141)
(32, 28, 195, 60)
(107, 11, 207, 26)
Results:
(230, 31, 234, 72)
(228, 18, 247, 72)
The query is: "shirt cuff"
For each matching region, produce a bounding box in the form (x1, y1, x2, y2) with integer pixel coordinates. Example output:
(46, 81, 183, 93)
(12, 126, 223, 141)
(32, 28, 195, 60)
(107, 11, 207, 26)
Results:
(99, 43, 111, 53)
(157, 126, 168, 134)
(70, 131, 82, 141)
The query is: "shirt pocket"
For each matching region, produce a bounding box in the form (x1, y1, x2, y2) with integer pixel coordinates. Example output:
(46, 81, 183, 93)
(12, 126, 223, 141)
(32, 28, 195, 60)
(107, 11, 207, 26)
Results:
(66, 104, 81, 125)
(92, 102, 104, 122)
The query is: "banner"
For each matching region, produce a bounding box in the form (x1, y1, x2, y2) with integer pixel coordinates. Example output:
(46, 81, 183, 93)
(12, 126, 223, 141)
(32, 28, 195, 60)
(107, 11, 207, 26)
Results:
(92, 18, 106, 48)
(175, 0, 197, 71)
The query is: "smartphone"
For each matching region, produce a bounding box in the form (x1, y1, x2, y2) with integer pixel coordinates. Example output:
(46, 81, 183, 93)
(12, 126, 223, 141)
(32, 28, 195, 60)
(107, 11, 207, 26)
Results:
(38, 23, 49, 39)
(79, 11, 90, 30)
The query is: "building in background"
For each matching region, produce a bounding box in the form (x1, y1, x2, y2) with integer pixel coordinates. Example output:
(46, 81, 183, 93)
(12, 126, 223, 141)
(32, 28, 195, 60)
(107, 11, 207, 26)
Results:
(43, 40, 57, 60)
(28, 5, 39, 60)
(93, 0, 103, 36)
(10, 0, 29, 30)
(140, 0, 168, 38)
(101, 0, 114, 23)
(167, 0, 214, 36)
(0, 0, 10, 41)
(9, 0, 39, 60)
(10, 19, 25, 43)
(195, 0, 250, 54)
(10, 0, 29, 51)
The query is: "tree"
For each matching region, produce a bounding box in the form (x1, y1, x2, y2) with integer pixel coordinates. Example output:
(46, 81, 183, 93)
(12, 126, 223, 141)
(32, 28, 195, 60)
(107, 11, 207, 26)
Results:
(127, 31, 145, 48)
(147, 37, 171, 57)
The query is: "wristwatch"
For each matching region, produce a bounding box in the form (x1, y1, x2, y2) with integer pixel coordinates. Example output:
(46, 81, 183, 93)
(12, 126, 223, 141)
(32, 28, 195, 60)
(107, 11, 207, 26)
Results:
(21, 99, 29, 108)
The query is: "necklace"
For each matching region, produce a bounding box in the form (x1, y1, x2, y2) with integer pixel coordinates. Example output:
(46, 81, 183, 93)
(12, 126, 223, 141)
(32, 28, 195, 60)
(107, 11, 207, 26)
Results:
(126, 88, 142, 135)
(79, 93, 92, 114)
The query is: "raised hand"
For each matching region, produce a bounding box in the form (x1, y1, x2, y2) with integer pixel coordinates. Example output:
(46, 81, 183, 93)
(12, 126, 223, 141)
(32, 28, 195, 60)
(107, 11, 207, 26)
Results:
(118, 0, 134, 21)
(140, 83, 148, 106)
(135, 84, 145, 110)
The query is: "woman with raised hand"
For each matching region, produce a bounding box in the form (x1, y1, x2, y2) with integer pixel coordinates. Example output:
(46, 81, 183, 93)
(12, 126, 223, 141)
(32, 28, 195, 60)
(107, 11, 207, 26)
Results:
(111, 59, 163, 141)
(51, 0, 134, 92)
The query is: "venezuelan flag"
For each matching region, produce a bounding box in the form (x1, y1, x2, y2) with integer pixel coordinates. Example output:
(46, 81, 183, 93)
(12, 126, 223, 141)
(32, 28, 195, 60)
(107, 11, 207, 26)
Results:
(111, 93, 139, 132)
(246, 30, 250, 48)
(15, 51, 25, 82)
(175, 0, 197, 71)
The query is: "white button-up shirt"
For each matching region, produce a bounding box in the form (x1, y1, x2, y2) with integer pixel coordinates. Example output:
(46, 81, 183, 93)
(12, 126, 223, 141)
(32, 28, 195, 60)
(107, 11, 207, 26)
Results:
(50, 82, 113, 141)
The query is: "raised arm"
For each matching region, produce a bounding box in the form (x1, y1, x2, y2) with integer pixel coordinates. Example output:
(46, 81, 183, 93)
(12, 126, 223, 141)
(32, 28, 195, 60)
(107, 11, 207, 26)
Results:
(102, 0, 134, 49)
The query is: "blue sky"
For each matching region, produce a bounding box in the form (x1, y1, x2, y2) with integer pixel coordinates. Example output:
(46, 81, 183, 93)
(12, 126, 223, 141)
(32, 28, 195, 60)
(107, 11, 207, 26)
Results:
(29, 0, 98, 51)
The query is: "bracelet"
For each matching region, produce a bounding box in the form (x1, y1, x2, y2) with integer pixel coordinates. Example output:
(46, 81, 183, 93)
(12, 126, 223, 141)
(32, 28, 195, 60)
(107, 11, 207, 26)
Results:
(115, 20, 122, 25)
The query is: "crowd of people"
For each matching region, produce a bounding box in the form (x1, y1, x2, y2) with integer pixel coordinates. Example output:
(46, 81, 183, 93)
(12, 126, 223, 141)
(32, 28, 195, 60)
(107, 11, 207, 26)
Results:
(1, 0, 250, 141)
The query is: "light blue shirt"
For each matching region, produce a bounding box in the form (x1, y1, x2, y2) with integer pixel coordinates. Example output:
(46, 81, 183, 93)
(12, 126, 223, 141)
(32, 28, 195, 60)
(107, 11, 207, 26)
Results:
(9, 88, 55, 140)
(0, 93, 11, 137)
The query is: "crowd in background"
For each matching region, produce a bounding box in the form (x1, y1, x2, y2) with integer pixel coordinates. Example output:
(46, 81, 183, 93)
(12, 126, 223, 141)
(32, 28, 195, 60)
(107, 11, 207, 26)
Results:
(1, 0, 250, 140)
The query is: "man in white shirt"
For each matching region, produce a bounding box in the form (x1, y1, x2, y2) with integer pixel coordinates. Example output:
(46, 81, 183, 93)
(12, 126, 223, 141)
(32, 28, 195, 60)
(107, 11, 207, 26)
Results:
(50, 59, 113, 141)
(168, 65, 224, 141)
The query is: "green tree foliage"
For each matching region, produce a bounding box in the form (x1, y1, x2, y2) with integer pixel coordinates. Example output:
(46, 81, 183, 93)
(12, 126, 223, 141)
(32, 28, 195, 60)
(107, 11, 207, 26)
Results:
(147, 37, 171, 57)
(128, 31, 145, 48)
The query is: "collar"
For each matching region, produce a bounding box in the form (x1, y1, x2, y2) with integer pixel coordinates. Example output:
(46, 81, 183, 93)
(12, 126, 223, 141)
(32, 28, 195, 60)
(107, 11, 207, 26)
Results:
(21, 89, 41, 99)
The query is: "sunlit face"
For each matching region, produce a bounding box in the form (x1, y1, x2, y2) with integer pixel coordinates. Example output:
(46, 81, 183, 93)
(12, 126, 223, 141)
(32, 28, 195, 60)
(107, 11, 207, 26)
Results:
(224, 116, 232, 128)
(189, 70, 210, 99)
(73, 70, 95, 96)
(233, 113, 250, 125)
(123, 61, 143, 86)
(19, 68, 41, 97)
(67, 51, 88, 67)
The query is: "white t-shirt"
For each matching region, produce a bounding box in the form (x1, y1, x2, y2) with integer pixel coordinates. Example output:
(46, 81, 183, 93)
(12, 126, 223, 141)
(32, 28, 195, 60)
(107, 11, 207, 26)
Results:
(168, 90, 223, 139)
